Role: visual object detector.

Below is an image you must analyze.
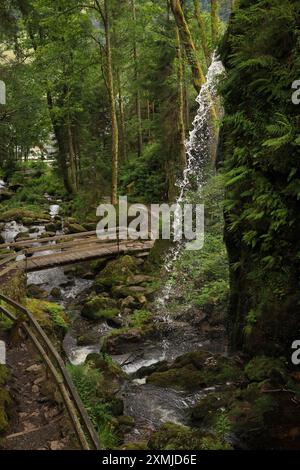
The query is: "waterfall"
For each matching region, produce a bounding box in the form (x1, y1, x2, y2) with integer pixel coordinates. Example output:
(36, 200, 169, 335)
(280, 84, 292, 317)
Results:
(157, 54, 225, 315)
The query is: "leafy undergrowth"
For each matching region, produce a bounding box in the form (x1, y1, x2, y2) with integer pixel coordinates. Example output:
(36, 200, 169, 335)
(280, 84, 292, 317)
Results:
(67, 361, 120, 449)
(165, 171, 229, 320)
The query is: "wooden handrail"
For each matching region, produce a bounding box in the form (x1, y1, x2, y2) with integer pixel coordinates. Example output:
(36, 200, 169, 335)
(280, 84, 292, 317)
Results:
(0, 295, 102, 450)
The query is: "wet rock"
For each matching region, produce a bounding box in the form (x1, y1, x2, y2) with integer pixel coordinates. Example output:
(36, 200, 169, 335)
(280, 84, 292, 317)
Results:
(82, 271, 95, 280)
(61, 279, 75, 288)
(27, 284, 49, 299)
(77, 332, 99, 346)
(134, 360, 169, 379)
(0, 234, 5, 244)
(190, 391, 235, 425)
(50, 287, 62, 300)
(40, 231, 56, 238)
(45, 222, 60, 232)
(102, 326, 157, 355)
(117, 415, 135, 432)
(15, 230, 29, 241)
(110, 398, 124, 417)
(146, 351, 245, 391)
(63, 266, 77, 277)
(68, 223, 86, 234)
(107, 316, 124, 329)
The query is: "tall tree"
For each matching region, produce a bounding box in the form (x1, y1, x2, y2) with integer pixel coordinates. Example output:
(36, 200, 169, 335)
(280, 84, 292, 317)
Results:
(95, 0, 119, 205)
(169, 0, 206, 93)
(193, 0, 210, 66)
(131, 0, 143, 157)
(211, 0, 220, 46)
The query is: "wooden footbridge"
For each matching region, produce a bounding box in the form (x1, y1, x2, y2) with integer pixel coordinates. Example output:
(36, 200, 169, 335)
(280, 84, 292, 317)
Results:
(0, 229, 154, 276)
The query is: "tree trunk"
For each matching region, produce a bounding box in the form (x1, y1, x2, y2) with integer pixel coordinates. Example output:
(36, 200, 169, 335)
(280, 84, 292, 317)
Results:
(104, 0, 119, 206)
(211, 0, 219, 46)
(169, 0, 206, 93)
(176, 26, 186, 169)
(116, 70, 127, 162)
(131, 0, 143, 157)
(193, 0, 210, 66)
(47, 91, 74, 194)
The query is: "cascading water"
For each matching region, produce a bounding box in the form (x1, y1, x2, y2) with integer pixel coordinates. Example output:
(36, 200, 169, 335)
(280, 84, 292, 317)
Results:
(157, 54, 225, 315)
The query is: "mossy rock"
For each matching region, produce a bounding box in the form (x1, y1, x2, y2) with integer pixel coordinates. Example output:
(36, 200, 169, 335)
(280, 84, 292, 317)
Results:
(102, 325, 157, 355)
(190, 391, 236, 425)
(245, 356, 287, 383)
(134, 360, 169, 379)
(117, 415, 135, 429)
(95, 255, 139, 290)
(25, 298, 69, 337)
(228, 389, 278, 447)
(112, 285, 154, 300)
(68, 223, 86, 234)
(22, 217, 35, 226)
(148, 423, 204, 450)
(0, 208, 50, 223)
(15, 231, 30, 241)
(147, 352, 245, 391)
(81, 295, 119, 322)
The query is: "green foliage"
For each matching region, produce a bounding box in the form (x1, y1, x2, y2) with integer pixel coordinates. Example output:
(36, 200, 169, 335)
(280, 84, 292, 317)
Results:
(220, 0, 300, 353)
(67, 363, 119, 449)
(120, 143, 166, 203)
(167, 171, 229, 317)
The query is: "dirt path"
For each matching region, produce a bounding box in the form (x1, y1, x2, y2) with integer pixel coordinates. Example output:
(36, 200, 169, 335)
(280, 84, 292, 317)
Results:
(1, 335, 78, 450)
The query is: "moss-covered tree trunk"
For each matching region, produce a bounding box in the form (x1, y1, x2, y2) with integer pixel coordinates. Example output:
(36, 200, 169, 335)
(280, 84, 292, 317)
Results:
(193, 0, 210, 66)
(211, 0, 219, 47)
(176, 26, 187, 170)
(169, 0, 206, 93)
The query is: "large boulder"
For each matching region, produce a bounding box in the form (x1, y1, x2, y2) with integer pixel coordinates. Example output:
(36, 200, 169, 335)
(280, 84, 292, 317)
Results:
(146, 351, 245, 391)
(81, 295, 119, 322)
(94, 255, 139, 291)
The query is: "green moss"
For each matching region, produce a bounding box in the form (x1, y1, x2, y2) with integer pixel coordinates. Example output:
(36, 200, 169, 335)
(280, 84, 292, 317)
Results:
(81, 295, 119, 322)
(25, 298, 69, 336)
(148, 423, 204, 450)
(147, 352, 245, 391)
(245, 356, 287, 383)
(95, 255, 139, 289)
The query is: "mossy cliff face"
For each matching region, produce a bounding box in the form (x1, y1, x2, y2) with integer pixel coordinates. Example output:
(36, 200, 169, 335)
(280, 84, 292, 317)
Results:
(219, 0, 300, 356)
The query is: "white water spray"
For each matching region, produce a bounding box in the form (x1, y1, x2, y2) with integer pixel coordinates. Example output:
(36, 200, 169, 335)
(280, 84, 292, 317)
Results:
(157, 54, 225, 314)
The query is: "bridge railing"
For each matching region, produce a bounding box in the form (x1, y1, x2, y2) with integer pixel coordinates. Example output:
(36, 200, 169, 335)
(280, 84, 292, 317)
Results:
(0, 293, 102, 450)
